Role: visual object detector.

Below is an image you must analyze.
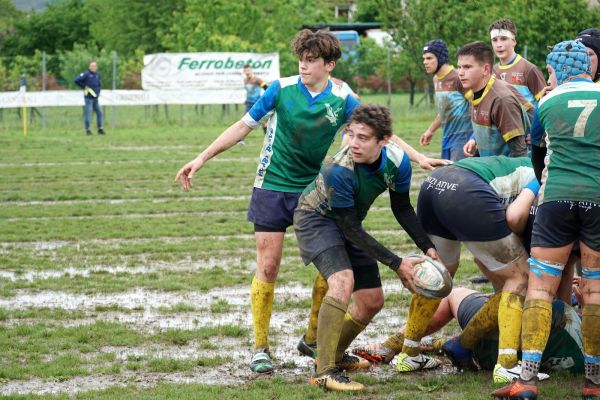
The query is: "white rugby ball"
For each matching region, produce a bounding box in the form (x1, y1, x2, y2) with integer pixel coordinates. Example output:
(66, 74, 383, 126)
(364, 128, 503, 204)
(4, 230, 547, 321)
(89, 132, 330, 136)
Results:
(407, 255, 453, 299)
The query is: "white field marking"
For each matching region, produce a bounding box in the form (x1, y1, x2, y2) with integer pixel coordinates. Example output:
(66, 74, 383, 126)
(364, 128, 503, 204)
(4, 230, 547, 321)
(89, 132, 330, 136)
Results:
(3, 195, 250, 206)
(0, 255, 302, 282)
(0, 157, 257, 168)
(4, 210, 246, 222)
(3, 207, 426, 222)
(0, 230, 418, 249)
(0, 284, 312, 310)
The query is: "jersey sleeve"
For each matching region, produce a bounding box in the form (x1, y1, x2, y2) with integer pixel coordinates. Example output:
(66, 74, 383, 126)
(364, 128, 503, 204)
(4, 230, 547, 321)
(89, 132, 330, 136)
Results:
(526, 64, 547, 102)
(322, 164, 356, 208)
(390, 152, 412, 193)
(492, 96, 526, 142)
(242, 80, 280, 128)
(344, 94, 360, 119)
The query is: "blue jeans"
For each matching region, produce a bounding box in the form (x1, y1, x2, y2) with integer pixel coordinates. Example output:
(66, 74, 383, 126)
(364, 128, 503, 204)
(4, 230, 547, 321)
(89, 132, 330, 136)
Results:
(84, 97, 103, 130)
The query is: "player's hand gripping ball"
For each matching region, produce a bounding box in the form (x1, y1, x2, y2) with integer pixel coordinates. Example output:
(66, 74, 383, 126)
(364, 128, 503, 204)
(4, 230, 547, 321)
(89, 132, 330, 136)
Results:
(407, 255, 452, 299)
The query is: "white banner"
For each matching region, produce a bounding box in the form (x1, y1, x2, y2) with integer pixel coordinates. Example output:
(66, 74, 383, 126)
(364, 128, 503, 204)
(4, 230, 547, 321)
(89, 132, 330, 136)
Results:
(0, 89, 246, 108)
(141, 52, 280, 91)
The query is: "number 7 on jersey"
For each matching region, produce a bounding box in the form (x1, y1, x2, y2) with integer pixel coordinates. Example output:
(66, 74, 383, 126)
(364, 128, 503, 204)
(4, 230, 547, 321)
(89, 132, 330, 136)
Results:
(568, 99, 597, 137)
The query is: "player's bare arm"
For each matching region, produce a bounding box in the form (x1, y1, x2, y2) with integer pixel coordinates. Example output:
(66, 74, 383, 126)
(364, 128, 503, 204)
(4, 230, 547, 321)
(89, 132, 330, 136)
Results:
(420, 114, 441, 146)
(391, 135, 452, 170)
(175, 120, 252, 190)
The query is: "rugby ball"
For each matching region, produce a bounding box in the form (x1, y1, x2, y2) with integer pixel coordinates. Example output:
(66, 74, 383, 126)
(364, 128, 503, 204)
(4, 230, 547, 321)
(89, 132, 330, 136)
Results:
(407, 255, 453, 299)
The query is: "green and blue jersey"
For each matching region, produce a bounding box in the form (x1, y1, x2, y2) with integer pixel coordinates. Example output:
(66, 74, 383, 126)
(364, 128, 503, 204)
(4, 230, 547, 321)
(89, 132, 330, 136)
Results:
(242, 76, 360, 192)
(298, 142, 411, 221)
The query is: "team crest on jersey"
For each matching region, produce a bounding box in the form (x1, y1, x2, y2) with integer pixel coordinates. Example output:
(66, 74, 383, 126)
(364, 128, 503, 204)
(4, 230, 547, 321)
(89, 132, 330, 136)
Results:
(325, 103, 342, 125)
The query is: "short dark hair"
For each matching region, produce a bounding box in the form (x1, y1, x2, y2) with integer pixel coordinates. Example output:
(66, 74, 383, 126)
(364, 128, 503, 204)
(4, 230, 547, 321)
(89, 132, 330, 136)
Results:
(348, 104, 393, 140)
(488, 19, 517, 36)
(292, 29, 342, 63)
(243, 64, 251, 69)
(457, 41, 494, 67)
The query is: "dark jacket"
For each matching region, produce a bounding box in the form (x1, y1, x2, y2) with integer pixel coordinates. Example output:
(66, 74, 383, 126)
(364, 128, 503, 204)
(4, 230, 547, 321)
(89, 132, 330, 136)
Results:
(75, 70, 101, 98)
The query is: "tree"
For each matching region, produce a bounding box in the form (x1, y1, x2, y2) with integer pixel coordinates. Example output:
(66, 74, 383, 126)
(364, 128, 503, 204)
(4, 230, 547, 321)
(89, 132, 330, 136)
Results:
(84, 0, 185, 56)
(162, 0, 334, 76)
(0, 0, 91, 58)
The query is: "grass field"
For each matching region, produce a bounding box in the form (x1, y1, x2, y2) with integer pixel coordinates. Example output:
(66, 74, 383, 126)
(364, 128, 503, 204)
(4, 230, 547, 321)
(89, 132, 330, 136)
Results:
(0, 94, 583, 399)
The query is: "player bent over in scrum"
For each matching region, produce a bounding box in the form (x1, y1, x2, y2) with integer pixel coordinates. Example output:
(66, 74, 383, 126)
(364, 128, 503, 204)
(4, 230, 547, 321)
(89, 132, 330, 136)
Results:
(493, 40, 600, 400)
(357, 156, 544, 383)
(294, 104, 439, 391)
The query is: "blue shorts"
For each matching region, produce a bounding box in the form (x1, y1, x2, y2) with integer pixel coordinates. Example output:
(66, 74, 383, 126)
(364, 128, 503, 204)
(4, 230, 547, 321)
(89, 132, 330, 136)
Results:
(418, 166, 511, 241)
(247, 187, 301, 232)
(441, 131, 471, 161)
(532, 201, 600, 252)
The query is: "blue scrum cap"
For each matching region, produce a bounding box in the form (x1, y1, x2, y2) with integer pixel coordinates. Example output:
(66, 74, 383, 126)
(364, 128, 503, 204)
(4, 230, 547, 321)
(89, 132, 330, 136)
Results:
(546, 40, 591, 85)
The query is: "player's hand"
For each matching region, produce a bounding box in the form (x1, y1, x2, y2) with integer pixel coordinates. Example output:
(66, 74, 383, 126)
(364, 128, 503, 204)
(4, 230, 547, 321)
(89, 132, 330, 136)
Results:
(418, 156, 452, 171)
(426, 248, 440, 261)
(540, 86, 553, 98)
(175, 157, 204, 190)
(463, 139, 477, 157)
(395, 257, 424, 294)
(420, 130, 433, 146)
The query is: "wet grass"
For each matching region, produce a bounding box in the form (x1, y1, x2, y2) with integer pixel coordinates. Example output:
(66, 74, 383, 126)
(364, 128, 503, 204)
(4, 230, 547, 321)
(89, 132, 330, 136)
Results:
(0, 94, 581, 398)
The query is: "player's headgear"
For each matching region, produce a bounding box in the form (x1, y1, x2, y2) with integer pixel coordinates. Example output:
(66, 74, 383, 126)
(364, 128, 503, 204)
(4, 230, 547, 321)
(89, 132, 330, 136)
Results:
(575, 28, 600, 81)
(423, 40, 449, 73)
(546, 40, 591, 86)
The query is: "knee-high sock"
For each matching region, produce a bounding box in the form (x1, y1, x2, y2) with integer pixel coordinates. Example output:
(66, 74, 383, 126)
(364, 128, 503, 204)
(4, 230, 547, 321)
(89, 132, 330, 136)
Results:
(250, 277, 275, 350)
(583, 304, 600, 385)
(316, 296, 348, 374)
(497, 291, 524, 368)
(402, 294, 441, 356)
(335, 312, 367, 362)
(460, 291, 502, 349)
(520, 298, 552, 381)
(305, 272, 328, 343)
(383, 331, 405, 353)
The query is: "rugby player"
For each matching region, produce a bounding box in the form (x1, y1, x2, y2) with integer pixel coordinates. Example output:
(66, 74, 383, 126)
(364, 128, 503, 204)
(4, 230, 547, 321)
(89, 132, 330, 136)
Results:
(357, 156, 542, 383)
(355, 286, 583, 375)
(457, 42, 530, 158)
(419, 39, 473, 161)
(176, 29, 359, 374)
(492, 40, 600, 400)
(294, 104, 438, 391)
(488, 19, 546, 107)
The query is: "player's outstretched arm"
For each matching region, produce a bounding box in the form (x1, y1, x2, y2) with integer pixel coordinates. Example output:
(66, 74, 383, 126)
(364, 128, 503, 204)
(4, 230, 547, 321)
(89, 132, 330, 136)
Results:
(420, 114, 441, 146)
(391, 135, 451, 170)
(175, 120, 252, 190)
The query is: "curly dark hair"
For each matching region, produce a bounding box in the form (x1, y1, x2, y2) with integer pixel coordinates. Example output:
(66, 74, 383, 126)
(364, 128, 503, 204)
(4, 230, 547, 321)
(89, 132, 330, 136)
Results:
(457, 41, 494, 67)
(292, 29, 342, 63)
(489, 19, 517, 37)
(348, 104, 393, 140)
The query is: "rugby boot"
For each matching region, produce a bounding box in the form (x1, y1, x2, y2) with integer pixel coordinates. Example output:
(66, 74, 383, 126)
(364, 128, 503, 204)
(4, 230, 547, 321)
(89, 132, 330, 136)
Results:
(582, 380, 600, 399)
(297, 335, 317, 359)
(395, 352, 441, 372)
(309, 367, 364, 391)
(491, 379, 538, 399)
(249, 348, 273, 374)
(337, 352, 371, 371)
(442, 336, 478, 371)
(352, 343, 395, 364)
(493, 363, 549, 385)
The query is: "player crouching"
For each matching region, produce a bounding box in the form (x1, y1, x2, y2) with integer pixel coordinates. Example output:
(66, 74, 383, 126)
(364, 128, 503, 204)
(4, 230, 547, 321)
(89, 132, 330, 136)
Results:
(293, 104, 446, 391)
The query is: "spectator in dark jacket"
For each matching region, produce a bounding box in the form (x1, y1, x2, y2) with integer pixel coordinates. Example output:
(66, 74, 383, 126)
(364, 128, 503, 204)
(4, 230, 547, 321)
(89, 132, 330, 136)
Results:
(75, 61, 104, 135)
